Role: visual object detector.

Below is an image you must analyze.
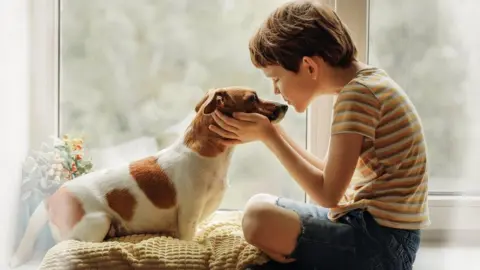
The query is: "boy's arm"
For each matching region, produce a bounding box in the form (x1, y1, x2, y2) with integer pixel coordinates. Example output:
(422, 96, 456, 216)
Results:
(267, 84, 380, 207)
(274, 125, 327, 171)
(264, 129, 363, 208)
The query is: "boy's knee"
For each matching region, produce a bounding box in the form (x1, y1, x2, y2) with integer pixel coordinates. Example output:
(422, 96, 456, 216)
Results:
(242, 194, 302, 257)
(242, 194, 278, 244)
(245, 193, 277, 208)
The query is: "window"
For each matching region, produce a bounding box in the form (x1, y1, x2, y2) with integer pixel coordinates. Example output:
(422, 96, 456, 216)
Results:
(335, 0, 480, 195)
(367, 0, 480, 194)
(58, 0, 308, 209)
(33, 0, 480, 235)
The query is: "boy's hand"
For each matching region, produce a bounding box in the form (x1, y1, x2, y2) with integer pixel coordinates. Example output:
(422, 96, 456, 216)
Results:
(209, 110, 275, 146)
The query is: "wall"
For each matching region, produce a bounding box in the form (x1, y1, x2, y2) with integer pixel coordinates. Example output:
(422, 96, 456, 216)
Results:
(0, 0, 31, 267)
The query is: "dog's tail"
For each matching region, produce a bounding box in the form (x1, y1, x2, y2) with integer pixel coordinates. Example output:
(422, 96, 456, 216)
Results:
(10, 200, 49, 268)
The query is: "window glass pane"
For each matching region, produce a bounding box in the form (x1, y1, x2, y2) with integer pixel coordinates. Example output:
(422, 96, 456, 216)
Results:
(368, 0, 480, 193)
(59, 0, 306, 208)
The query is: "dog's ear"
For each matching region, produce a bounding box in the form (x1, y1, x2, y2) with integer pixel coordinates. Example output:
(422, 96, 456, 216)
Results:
(195, 93, 210, 113)
(203, 90, 227, 114)
(196, 90, 227, 115)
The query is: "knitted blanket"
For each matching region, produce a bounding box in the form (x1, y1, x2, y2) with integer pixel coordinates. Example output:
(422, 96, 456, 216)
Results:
(39, 211, 268, 270)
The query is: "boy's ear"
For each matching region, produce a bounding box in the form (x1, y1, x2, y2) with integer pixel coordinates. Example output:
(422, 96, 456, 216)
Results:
(302, 56, 318, 79)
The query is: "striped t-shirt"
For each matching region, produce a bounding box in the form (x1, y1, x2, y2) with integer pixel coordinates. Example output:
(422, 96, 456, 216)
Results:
(328, 67, 430, 230)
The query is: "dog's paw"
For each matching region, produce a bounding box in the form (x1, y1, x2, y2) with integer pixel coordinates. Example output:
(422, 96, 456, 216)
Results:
(107, 225, 117, 238)
(107, 222, 129, 239)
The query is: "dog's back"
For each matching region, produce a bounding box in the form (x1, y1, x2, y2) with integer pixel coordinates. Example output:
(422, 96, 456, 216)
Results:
(61, 140, 231, 237)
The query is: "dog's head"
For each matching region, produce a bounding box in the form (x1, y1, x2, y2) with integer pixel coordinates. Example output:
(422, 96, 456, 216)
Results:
(185, 87, 288, 157)
(194, 86, 288, 124)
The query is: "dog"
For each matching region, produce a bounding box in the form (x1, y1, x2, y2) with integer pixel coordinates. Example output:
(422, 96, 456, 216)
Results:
(10, 86, 288, 267)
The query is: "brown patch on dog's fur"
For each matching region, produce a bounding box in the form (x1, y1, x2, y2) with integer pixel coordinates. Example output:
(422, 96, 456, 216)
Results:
(201, 87, 280, 118)
(106, 189, 137, 221)
(46, 187, 86, 239)
(129, 156, 177, 209)
(184, 114, 227, 157)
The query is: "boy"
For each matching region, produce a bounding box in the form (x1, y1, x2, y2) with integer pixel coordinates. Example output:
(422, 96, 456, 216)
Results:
(210, 1, 429, 269)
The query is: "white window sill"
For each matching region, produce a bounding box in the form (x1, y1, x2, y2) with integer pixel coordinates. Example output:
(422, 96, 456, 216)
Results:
(427, 195, 480, 230)
(428, 195, 480, 207)
(423, 195, 480, 244)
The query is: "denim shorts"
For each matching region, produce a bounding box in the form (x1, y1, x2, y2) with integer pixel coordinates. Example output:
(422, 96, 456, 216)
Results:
(248, 197, 421, 270)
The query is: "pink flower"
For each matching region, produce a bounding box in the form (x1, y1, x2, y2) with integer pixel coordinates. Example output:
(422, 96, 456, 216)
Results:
(71, 163, 77, 172)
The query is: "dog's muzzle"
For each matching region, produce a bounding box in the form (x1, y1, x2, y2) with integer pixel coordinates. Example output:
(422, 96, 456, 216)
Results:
(269, 104, 288, 121)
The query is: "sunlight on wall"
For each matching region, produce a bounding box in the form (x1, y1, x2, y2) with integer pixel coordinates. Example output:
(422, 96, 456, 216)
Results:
(0, 0, 30, 268)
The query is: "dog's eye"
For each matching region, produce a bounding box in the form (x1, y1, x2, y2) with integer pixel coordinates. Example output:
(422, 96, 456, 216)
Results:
(248, 95, 257, 103)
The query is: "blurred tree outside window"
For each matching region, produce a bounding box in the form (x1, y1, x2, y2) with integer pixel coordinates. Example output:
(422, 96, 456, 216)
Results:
(59, 0, 306, 209)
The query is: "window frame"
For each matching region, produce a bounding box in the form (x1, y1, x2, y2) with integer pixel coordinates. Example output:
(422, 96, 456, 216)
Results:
(29, 0, 60, 149)
(32, 0, 480, 242)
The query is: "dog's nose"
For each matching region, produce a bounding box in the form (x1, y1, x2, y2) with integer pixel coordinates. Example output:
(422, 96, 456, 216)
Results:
(272, 105, 288, 119)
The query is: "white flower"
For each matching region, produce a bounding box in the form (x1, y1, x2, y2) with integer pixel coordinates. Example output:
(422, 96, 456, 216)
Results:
(48, 169, 55, 176)
(54, 176, 60, 182)
(52, 136, 65, 147)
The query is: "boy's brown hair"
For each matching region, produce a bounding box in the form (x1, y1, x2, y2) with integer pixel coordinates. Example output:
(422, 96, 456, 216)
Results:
(249, 0, 357, 72)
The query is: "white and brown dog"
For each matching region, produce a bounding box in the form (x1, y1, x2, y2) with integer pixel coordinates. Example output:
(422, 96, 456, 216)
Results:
(10, 87, 288, 267)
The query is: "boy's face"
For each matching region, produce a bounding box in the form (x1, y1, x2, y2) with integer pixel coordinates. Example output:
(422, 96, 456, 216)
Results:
(261, 58, 319, 113)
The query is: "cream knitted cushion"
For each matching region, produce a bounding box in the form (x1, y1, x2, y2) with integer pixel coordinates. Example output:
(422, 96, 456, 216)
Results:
(39, 211, 269, 270)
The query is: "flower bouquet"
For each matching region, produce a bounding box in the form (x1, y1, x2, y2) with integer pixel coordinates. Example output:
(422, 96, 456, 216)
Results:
(15, 135, 94, 253)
